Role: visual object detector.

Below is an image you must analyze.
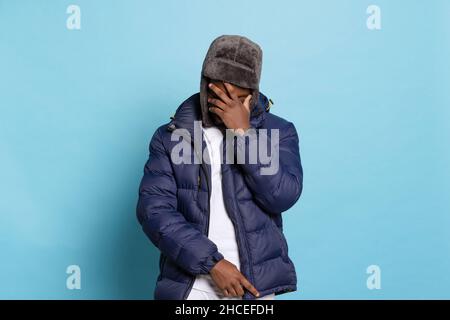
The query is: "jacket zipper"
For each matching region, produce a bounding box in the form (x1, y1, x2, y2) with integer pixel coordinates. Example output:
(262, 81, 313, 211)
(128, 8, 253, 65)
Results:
(182, 161, 211, 300)
(220, 134, 255, 299)
(173, 125, 254, 300)
(178, 129, 212, 300)
(221, 173, 255, 300)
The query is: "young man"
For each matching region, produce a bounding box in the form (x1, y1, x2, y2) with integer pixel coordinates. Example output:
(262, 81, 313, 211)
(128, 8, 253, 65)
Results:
(137, 35, 303, 300)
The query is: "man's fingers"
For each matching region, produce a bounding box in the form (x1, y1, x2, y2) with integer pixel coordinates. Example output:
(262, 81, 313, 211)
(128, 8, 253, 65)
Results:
(208, 97, 228, 110)
(209, 83, 232, 104)
(224, 82, 239, 100)
(233, 282, 245, 297)
(240, 276, 260, 297)
(227, 286, 238, 297)
(209, 106, 224, 117)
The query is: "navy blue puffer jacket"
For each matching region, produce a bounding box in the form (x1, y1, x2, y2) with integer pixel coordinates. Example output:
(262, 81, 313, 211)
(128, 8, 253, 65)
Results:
(137, 92, 303, 300)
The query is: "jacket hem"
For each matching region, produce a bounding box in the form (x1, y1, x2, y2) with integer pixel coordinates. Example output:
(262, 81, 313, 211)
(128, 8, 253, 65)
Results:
(242, 284, 297, 300)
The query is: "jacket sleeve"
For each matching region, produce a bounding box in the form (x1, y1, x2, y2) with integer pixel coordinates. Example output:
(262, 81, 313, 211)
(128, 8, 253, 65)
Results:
(235, 122, 303, 214)
(136, 128, 224, 275)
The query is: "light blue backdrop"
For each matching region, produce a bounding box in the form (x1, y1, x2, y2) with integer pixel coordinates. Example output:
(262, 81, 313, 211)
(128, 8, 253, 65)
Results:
(1, 0, 449, 299)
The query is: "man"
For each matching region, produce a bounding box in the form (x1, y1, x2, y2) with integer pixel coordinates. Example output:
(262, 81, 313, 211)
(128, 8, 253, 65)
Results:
(137, 35, 303, 300)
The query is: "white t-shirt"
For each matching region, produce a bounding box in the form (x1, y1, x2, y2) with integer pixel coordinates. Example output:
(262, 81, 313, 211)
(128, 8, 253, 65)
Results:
(192, 126, 241, 293)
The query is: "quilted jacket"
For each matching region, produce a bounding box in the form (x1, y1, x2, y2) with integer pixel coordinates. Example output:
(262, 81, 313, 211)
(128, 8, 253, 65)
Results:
(136, 92, 303, 300)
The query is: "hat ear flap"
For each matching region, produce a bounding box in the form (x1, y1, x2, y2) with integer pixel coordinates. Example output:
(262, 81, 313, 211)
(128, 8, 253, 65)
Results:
(200, 76, 214, 128)
(251, 89, 259, 111)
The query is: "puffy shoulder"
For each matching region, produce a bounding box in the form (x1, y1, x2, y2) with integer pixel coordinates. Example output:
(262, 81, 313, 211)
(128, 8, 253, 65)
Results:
(263, 113, 299, 139)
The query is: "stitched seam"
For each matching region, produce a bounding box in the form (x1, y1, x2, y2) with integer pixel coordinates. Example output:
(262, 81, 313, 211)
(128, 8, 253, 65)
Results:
(234, 37, 241, 62)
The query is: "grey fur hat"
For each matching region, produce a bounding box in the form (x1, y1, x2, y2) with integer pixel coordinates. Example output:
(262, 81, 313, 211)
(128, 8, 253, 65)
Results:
(200, 35, 263, 127)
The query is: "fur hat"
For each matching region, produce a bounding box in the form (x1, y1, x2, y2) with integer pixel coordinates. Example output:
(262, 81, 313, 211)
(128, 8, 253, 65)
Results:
(200, 35, 263, 127)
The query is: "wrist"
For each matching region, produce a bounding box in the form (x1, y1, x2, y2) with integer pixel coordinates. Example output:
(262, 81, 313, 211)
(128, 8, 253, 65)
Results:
(233, 127, 249, 136)
(204, 251, 224, 273)
(210, 259, 224, 274)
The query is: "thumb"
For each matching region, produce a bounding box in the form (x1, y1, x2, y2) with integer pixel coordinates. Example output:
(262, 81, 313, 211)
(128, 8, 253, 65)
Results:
(243, 94, 252, 112)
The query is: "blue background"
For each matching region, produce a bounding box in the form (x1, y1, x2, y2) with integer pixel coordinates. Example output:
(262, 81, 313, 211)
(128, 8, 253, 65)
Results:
(1, 0, 449, 299)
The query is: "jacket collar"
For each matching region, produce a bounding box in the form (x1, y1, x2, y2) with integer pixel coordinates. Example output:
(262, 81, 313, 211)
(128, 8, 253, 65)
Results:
(168, 92, 269, 135)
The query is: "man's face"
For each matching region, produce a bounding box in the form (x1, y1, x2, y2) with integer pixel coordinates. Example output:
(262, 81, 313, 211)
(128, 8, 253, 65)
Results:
(207, 80, 252, 126)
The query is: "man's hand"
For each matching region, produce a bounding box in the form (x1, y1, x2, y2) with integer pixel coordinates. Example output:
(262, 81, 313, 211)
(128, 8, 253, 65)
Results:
(208, 82, 252, 133)
(210, 259, 260, 298)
